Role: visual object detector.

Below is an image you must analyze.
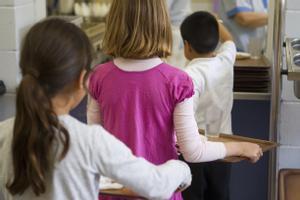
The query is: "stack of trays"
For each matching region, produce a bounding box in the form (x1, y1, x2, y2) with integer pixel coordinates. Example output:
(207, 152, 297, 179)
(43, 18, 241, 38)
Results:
(234, 57, 271, 93)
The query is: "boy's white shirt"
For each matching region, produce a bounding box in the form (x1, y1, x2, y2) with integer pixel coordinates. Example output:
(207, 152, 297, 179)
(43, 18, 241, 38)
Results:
(185, 41, 237, 134)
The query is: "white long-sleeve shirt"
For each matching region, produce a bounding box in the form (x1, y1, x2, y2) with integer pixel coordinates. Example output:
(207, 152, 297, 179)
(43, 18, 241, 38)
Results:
(87, 57, 227, 163)
(185, 41, 237, 134)
(0, 116, 191, 200)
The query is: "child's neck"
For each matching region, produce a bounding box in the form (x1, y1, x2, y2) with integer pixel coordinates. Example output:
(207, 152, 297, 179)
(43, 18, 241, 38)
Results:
(51, 94, 73, 116)
(189, 51, 215, 60)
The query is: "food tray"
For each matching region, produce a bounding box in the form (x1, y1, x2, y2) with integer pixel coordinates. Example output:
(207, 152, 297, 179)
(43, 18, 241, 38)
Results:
(99, 132, 277, 198)
(207, 133, 277, 163)
(234, 57, 271, 68)
(100, 187, 145, 199)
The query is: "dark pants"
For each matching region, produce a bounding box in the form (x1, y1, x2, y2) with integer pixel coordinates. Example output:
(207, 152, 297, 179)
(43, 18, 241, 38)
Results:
(180, 156, 231, 200)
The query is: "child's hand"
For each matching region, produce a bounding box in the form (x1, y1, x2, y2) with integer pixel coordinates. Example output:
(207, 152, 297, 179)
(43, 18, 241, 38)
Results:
(239, 142, 263, 163)
(225, 142, 263, 163)
(175, 162, 192, 192)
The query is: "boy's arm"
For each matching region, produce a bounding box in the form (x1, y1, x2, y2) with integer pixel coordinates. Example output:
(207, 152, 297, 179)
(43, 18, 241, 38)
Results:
(216, 21, 237, 64)
(219, 21, 233, 43)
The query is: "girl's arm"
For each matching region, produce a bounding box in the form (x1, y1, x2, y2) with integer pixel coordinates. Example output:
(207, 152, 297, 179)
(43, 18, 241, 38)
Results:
(219, 21, 233, 43)
(90, 126, 191, 199)
(174, 97, 262, 163)
(87, 95, 101, 125)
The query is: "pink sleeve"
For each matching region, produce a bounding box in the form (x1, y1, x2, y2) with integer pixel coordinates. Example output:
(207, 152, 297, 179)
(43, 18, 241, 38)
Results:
(171, 73, 195, 104)
(174, 98, 227, 162)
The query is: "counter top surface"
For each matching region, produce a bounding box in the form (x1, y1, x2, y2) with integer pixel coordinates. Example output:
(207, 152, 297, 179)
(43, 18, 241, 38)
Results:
(235, 56, 271, 68)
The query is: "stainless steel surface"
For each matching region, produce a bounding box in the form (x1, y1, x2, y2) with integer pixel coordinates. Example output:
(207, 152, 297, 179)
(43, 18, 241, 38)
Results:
(291, 38, 300, 51)
(268, 0, 285, 200)
(285, 38, 300, 80)
(285, 38, 300, 99)
(0, 93, 16, 121)
(234, 92, 271, 100)
(294, 81, 300, 98)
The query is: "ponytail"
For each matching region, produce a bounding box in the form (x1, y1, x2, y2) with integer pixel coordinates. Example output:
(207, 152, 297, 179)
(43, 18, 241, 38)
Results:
(6, 74, 70, 196)
(6, 18, 93, 196)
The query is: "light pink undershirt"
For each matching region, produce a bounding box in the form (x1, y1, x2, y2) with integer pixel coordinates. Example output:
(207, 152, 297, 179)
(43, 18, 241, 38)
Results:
(87, 57, 226, 162)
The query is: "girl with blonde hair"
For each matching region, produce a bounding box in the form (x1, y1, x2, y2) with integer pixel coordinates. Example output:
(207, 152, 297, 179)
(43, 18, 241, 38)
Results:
(88, 1, 262, 199)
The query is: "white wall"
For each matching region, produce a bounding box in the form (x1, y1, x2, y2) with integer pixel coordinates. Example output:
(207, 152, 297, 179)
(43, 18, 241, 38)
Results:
(0, 0, 46, 92)
(278, 0, 300, 170)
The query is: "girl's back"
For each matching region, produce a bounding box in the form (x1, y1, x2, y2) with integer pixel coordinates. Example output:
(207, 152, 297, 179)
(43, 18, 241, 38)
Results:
(89, 60, 193, 164)
(0, 115, 190, 200)
(1, 116, 104, 200)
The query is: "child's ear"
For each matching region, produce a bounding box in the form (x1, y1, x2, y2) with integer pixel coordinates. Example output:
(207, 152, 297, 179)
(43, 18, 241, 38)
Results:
(78, 70, 87, 89)
(184, 40, 192, 53)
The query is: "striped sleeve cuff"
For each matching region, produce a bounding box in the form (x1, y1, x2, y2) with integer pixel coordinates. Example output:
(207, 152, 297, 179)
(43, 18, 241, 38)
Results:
(227, 6, 253, 17)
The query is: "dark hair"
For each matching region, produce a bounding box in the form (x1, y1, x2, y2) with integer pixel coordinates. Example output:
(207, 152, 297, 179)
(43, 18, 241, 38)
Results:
(6, 18, 93, 196)
(180, 11, 219, 54)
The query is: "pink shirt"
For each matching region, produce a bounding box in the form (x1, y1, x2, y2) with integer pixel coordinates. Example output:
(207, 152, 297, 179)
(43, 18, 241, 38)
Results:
(89, 58, 227, 200)
(89, 61, 194, 165)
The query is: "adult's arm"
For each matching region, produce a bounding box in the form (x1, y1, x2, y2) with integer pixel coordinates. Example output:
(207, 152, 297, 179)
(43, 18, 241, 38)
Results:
(234, 12, 268, 28)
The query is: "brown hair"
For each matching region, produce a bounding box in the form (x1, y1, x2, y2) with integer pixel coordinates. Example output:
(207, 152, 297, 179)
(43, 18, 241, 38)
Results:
(6, 18, 93, 196)
(102, 0, 172, 59)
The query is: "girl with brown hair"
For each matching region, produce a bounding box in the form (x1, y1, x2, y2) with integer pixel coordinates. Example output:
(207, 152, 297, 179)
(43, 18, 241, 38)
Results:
(87, 1, 262, 200)
(0, 18, 192, 200)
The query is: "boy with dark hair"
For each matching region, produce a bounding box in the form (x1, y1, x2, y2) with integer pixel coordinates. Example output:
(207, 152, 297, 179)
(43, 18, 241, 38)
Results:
(180, 11, 236, 200)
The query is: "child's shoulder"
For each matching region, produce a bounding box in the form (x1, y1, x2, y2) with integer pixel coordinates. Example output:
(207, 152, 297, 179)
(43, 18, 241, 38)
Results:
(158, 63, 194, 103)
(0, 118, 14, 130)
(0, 118, 14, 146)
(158, 63, 191, 81)
(89, 61, 116, 84)
(216, 41, 237, 62)
(59, 115, 107, 143)
(60, 115, 100, 133)
(92, 61, 115, 75)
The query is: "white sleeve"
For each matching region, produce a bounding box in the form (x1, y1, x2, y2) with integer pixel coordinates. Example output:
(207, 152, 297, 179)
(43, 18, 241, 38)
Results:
(174, 98, 227, 163)
(90, 126, 191, 200)
(192, 86, 202, 118)
(189, 71, 205, 113)
(87, 95, 101, 125)
(216, 41, 237, 66)
(224, 0, 253, 17)
(167, 0, 191, 26)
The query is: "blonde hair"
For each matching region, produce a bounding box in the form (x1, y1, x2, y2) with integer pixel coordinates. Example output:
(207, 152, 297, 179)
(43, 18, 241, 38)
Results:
(102, 0, 172, 59)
